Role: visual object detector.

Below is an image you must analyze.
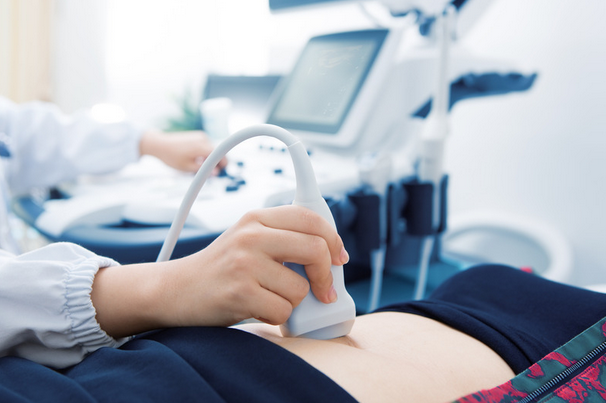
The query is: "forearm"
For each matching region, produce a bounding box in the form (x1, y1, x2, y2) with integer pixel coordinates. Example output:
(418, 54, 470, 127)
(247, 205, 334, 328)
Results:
(90, 252, 245, 338)
(90, 260, 175, 338)
(90, 254, 233, 338)
(138, 130, 165, 160)
(139, 130, 227, 172)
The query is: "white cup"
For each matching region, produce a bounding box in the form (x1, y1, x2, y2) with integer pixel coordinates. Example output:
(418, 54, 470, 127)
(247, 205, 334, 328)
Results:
(200, 97, 232, 141)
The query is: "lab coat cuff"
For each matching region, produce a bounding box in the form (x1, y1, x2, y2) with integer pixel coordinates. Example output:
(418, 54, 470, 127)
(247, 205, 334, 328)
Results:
(64, 254, 130, 357)
(112, 120, 144, 164)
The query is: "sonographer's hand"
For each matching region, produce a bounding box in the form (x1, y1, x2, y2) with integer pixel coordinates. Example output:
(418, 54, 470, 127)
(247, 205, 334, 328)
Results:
(90, 205, 349, 338)
(170, 205, 349, 327)
(139, 130, 228, 173)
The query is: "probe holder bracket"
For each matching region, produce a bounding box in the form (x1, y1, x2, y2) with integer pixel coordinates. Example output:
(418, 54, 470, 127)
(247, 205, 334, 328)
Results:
(402, 175, 449, 236)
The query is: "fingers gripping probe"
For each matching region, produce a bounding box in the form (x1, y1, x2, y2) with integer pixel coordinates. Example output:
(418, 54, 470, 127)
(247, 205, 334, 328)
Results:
(157, 124, 356, 339)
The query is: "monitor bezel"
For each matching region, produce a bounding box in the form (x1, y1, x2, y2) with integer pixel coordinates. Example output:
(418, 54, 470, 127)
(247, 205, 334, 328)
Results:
(266, 28, 398, 149)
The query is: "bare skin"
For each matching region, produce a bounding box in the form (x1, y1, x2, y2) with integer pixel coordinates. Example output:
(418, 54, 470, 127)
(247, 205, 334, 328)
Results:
(236, 312, 515, 403)
(139, 130, 228, 173)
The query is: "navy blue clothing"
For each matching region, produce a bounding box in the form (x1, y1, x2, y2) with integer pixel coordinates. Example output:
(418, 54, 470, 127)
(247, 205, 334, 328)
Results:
(0, 327, 356, 403)
(376, 264, 606, 374)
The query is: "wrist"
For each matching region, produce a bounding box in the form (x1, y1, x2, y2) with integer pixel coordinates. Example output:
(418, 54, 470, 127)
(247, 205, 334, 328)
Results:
(139, 130, 165, 159)
(91, 261, 174, 338)
(155, 252, 240, 328)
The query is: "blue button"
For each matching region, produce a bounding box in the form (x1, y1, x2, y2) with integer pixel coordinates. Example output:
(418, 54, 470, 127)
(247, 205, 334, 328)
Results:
(0, 133, 11, 158)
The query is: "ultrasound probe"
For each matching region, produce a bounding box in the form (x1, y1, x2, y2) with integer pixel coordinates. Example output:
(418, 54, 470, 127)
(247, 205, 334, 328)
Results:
(157, 124, 356, 339)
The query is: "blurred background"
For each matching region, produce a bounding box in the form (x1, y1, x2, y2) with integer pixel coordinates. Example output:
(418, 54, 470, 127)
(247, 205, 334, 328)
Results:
(1, 0, 604, 286)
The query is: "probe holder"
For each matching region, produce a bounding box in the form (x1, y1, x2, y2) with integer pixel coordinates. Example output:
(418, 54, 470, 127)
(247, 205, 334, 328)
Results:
(402, 175, 449, 236)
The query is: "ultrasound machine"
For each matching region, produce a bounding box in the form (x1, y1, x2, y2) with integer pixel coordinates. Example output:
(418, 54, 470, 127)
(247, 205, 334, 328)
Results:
(14, 0, 537, 311)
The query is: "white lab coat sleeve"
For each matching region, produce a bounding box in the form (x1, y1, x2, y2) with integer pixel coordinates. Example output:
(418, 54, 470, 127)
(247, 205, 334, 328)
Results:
(0, 96, 143, 195)
(0, 242, 129, 368)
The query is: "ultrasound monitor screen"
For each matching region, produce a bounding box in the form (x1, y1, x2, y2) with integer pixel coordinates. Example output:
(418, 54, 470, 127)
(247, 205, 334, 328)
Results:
(267, 29, 388, 134)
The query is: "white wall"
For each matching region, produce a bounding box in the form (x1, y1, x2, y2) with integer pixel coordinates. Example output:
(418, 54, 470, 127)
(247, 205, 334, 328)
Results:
(102, 1, 375, 129)
(53, 0, 376, 126)
(53, 0, 108, 112)
(51, 0, 606, 286)
(103, 0, 273, 129)
(447, 0, 606, 286)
